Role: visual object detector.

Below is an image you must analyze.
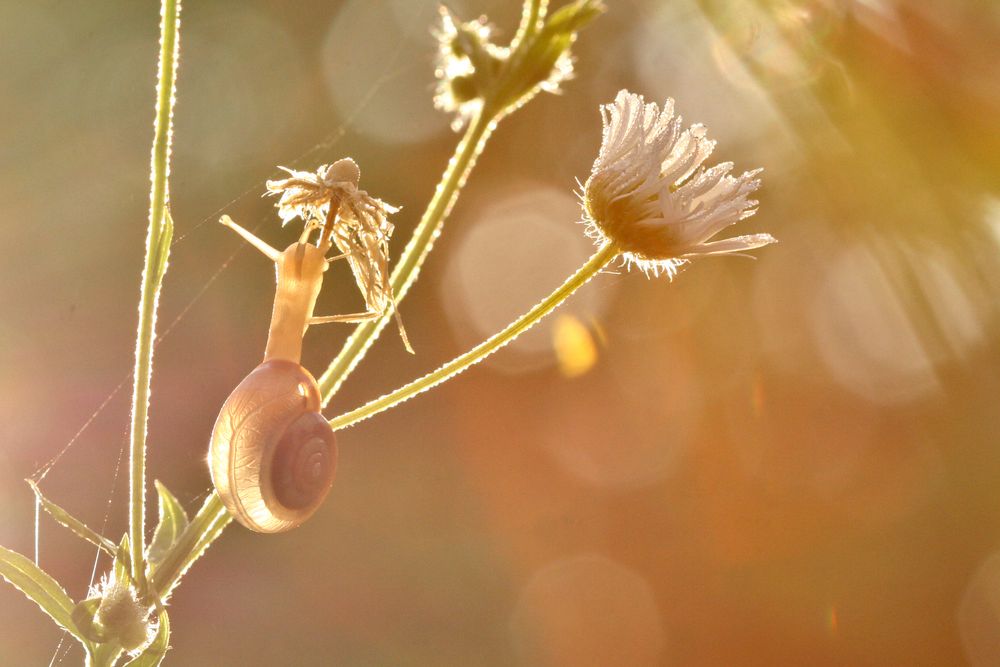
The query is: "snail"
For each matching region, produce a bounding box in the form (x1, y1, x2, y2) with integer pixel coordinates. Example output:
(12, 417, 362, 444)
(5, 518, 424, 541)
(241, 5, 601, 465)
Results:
(209, 214, 349, 532)
(209, 159, 403, 532)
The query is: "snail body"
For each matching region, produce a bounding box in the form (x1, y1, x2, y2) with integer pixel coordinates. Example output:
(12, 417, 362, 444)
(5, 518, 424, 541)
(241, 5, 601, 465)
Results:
(209, 217, 339, 533)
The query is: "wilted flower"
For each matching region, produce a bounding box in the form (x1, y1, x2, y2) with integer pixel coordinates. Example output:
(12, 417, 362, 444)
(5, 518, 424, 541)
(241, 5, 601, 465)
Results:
(582, 90, 776, 277)
(432, 1, 604, 130)
(432, 7, 499, 129)
(266, 159, 412, 351)
(265, 158, 398, 230)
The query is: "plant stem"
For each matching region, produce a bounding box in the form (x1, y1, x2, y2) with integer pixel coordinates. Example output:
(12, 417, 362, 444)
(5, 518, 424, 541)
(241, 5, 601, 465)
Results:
(129, 0, 180, 588)
(145, 111, 499, 600)
(152, 79, 502, 596)
(151, 494, 230, 599)
(328, 242, 618, 430)
(151, 0, 597, 594)
(317, 108, 497, 403)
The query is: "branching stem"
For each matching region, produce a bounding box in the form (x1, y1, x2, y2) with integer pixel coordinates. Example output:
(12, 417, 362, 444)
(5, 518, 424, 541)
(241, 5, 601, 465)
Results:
(328, 242, 618, 430)
(317, 108, 497, 403)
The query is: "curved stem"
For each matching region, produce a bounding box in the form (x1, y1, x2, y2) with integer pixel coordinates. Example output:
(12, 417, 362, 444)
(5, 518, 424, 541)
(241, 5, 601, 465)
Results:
(129, 0, 180, 590)
(317, 108, 497, 405)
(328, 242, 618, 431)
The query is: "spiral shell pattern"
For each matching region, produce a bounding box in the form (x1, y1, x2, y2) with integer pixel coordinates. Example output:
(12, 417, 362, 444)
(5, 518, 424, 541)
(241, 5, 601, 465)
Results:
(210, 360, 338, 532)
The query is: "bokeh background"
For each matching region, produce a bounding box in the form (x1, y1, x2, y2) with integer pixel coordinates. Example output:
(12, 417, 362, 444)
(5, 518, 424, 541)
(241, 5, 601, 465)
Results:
(2, 0, 1000, 664)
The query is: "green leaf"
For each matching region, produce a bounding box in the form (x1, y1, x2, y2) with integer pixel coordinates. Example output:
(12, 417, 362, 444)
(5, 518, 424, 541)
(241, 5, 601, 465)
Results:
(150, 493, 231, 598)
(27, 480, 117, 556)
(122, 608, 170, 667)
(89, 641, 124, 667)
(147, 481, 189, 567)
(489, 0, 604, 115)
(115, 534, 133, 585)
(0, 544, 92, 650)
(153, 208, 174, 283)
(73, 597, 115, 644)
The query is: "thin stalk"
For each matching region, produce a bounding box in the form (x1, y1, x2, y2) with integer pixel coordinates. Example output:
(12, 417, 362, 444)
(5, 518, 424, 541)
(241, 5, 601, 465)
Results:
(328, 242, 618, 430)
(317, 108, 497, 403)
(150, 0, 595, 592)
(149, 76, 501, 594)
(129, 0, 180, 588)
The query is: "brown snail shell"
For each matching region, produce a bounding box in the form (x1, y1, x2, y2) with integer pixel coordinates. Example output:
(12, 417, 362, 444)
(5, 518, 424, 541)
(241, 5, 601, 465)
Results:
(209, 359, 337, 533)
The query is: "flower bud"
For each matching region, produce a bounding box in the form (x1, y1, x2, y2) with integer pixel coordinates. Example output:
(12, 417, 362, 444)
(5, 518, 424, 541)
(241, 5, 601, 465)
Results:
(96, 584, 149, 651)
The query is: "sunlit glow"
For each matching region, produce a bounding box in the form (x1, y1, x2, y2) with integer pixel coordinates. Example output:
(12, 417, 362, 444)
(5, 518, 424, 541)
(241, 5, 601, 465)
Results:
(852, 0, 911, 52)
(540, 340, 699, 489)
(510, 554, 665, 666)
(174, 6, 303, 168)
(958, 550, 1000, 666)
(552, 314, 598, 378)
(810, 243, 940, 404)
(5, 1, 1000, 664)
(912, 251, 986, 359)
(443, 187, 611, 374)
(827, 605, 839, 636)
(322, 0, 449, 144)
(631, 0, 789, 146)
(984, 196, 1000, 251)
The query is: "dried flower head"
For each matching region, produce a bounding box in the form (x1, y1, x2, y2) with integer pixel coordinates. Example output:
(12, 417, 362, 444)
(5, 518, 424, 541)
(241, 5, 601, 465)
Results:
(266, 158, 388, 227)
(266, 159, 412, 351)
(433, 6, 499, 129)
(582, 90, 776, 277)
(433, 2, 603, 130)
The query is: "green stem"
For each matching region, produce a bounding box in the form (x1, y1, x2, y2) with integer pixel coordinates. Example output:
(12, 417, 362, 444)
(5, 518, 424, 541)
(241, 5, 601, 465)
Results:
(151, 494, 230, 600)
(328, 242, 618, 430)
(317, 108, 497, 404)
(149, 44, 504, 595)
(146, 0, 598, 598)
(129, 0, 180, 589)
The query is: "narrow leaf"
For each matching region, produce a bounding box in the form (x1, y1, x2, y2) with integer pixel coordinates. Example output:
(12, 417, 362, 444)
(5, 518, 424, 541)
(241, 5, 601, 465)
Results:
(27, 480, 116, 556)
(0, 544, 92, 650)
(89, 642, 124, 667)
(122, 609, 170, 667)
(151, 493, 231, 598)
(153, 209, 174, 283)
(147, 480, 188, 566)
(115, 534, 133, 585)
(72, 597, 115, 643)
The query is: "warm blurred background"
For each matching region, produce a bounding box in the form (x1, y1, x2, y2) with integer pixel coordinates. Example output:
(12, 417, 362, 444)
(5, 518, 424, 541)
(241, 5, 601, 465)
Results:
(2, 0, 1000, 664)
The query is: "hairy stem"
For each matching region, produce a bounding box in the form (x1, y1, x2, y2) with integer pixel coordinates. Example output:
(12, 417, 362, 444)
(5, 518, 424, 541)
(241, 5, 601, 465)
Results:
(129, 0, 180, 589)
(152, 87, 500, 601)
(317, 108, 497, 403)
(153, 0, 601, 597)
(328, 242, 618, 430)
(151, 494, 230, 599)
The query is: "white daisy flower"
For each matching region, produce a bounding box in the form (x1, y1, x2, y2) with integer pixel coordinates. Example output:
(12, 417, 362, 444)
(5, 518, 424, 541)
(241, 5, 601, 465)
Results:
(583, 90, 776, 277)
